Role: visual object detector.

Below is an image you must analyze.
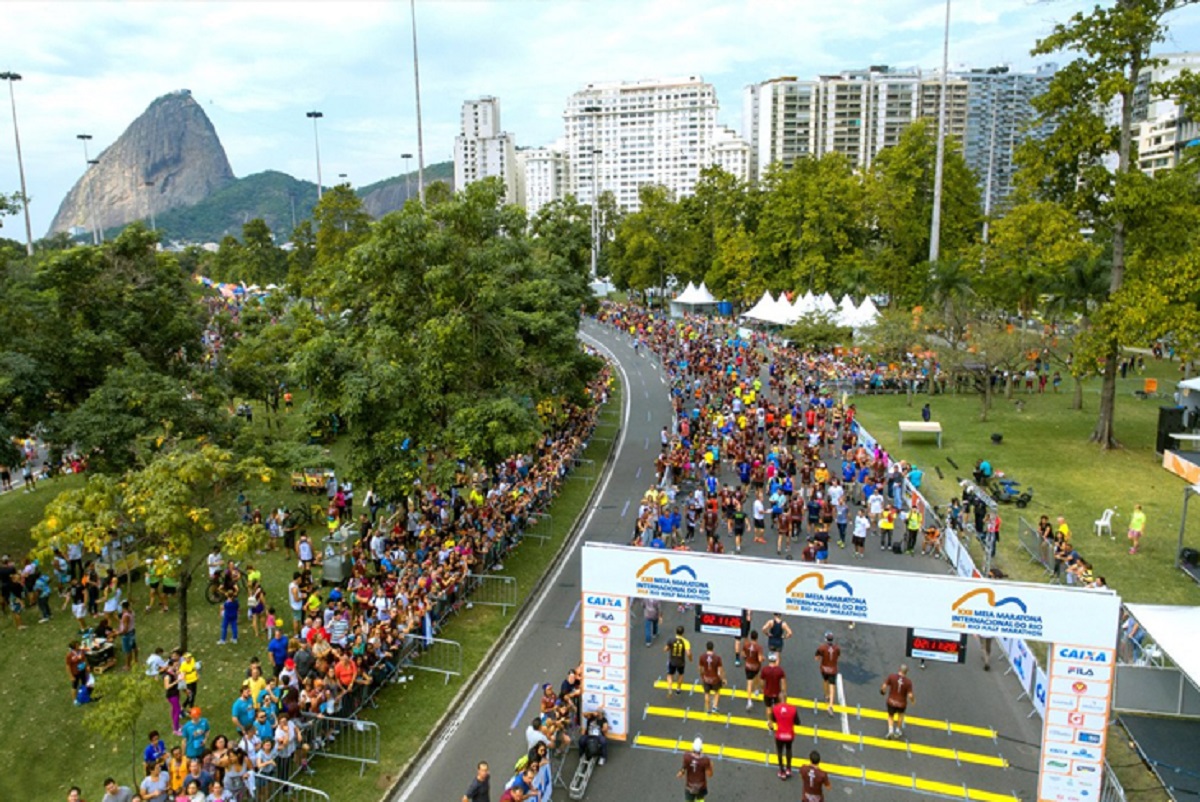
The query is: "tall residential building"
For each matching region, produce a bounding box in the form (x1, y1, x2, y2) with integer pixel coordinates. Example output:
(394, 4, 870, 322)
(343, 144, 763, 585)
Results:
(742, 77, 820, 179)
(517, 144, 571, 216)
(958, 65, 1056, 214)
(743, 66, 967, 181)
(1133, 52, 1200, 174)
(453, 96, 521, 204)
(564, 77, 720, 211)
(710, 126, 751, 181)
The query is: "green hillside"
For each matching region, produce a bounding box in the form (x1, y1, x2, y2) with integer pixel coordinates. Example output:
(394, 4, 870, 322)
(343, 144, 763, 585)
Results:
(143, 170, 318, 243)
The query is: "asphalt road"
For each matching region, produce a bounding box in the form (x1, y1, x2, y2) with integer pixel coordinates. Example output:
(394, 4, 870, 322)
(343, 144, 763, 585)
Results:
(390, 319, 1043, 802)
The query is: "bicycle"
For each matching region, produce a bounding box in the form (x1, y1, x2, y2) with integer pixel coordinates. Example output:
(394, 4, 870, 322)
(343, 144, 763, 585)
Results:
(205, 566, 248, 604)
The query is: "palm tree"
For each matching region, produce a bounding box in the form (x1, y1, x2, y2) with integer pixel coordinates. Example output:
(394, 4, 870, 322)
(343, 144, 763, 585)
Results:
(1043, 252, 1111, 410)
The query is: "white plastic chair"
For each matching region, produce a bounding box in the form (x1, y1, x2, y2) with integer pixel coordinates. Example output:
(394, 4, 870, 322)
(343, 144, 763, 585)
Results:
(1094, 508, 1116, 539)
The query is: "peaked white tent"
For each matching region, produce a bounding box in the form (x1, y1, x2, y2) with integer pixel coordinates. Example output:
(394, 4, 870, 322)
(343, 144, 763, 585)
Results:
(742, 291, 793, 326)
(854, 297, 881, 327)
(670, 281, 720, 317)
(817, 292, 837, 313)
(836, 295, 858, 327)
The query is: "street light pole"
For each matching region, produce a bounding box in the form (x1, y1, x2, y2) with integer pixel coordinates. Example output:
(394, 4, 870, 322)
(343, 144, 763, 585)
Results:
(928, 0, 951, 265)
(1, 72, 34, 257)
(582, 104, 602, 280)
(87, 159, 102, 242)
(77, 133, 100, 245)
(410, 0, 426, 203)
(401, 152, 413, 202)
(306, 110, 324, 202)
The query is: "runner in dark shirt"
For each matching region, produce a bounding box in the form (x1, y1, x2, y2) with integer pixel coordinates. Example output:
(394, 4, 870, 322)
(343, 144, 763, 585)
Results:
(678, 738, 713, 802)
(759, 651, 787, 720)
(880, 663, 915, 739)
(461, 761, 490, 802)
(814, 632, 841, 716)
(799, 751, 831, 802)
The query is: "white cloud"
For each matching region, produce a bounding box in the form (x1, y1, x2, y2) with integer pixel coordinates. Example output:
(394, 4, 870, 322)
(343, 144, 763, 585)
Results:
(1, 0, 1198, 236)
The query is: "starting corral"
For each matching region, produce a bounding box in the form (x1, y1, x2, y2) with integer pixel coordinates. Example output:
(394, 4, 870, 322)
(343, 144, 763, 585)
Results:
(581, 543, 1121, 802)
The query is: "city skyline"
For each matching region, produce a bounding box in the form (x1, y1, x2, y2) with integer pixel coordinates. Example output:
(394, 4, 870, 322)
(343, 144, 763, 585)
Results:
(3, 0, 1199, 236)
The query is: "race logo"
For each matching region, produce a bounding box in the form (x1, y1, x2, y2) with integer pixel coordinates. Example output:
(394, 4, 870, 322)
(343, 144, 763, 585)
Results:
(950, 587, 1043, 638)
(635, 558, 711, 602)
(784, 572, 868, 619)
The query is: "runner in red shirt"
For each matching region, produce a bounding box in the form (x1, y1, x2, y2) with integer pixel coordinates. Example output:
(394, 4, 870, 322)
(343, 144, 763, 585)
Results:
(759, 651, 787, 721)
(799, 750, 831, 801)
(677, 737, 713, 802)
(741, 630, 764, 711)
(814, 632, 841, 716)
(880, 663, 915, 739)
(698, 641, 725, 715)
(769, 700, 801, 779)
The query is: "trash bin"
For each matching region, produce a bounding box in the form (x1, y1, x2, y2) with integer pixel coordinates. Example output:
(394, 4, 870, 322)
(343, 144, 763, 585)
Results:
(320, 526, 352, 585)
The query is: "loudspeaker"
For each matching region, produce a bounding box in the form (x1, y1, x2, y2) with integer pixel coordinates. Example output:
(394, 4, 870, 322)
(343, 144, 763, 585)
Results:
(1158, 406, 1187, 455)
(1181, 547, 1200, 567)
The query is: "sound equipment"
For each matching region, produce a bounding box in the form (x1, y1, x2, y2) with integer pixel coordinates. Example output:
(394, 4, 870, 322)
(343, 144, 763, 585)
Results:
(1157, 406, 1187, 455)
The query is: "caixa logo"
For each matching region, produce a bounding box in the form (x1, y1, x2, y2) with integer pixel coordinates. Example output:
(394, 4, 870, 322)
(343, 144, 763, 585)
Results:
(1057, 647, 1109, 663)
(586, 595, 625, 608)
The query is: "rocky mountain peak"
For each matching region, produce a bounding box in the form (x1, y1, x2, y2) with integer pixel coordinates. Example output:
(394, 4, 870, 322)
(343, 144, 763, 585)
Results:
(49, 90, 234, 235)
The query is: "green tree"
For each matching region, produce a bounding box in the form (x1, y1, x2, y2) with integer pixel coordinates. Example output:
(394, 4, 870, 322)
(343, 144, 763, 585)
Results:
(609, 185, 682, 296)
(782, 312, 853, 351)
(236, 218, 286, 286)
(33, 443, 270, 651)
(1021, 0, 1195, 447)
(312, 184, 371, 305)
(82, 673, 161, 785)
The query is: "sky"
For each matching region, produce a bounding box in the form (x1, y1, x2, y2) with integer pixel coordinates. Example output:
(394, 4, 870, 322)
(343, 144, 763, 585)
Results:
(2, 0, 1199, 237)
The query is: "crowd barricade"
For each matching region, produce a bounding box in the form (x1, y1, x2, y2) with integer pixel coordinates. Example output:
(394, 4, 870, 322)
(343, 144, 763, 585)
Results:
(252, 772, 331, 802)
(465, 572, 519, 615)
(301, 712, 381, 777)
(524, 511, 554, 546)
(401, 633, 463, 684)
(1017, 516, 1058, 578)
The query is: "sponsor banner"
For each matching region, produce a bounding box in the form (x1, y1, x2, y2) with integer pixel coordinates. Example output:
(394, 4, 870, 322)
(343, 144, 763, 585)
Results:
(582, 543, 1121, 647)
(1038, 645, 1115, 802)
(1005, 637, 1035, 693)
(580, 591, 630, 740)
(1033, 665, 1048, 720)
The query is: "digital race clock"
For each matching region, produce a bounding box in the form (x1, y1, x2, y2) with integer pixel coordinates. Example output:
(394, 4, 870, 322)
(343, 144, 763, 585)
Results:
(906, 628, 967, 664)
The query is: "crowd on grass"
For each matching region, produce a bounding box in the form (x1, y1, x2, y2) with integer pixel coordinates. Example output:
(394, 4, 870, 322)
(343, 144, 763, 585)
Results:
(21, 357, 613, 802)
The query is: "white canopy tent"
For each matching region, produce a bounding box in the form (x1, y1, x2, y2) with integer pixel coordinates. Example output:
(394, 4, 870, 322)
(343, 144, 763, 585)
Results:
(1124, 604, 1200, 688)
(817, 292, 837, 313)
(854, 297, 881, 327)
(742, 291, 794, 326)
(670, 281, 720, 317)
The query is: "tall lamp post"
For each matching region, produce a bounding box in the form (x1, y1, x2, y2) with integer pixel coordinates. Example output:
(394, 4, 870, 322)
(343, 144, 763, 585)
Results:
(409, 0, 426, 203)
(582, 104, 602, 280)
(88, 159, 101, 241)
(928, 0, 952, 264)
(1, 71, 34, 257)
(306, 110, 324, 202)
(401, 152, 413, 202)
(77, 133, 100, 245)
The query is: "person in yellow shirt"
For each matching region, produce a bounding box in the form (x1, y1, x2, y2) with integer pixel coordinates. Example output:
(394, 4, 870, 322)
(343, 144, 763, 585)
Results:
(1128, 505, 1146, 554)
(879, 506, 897, 551)
(179, 653, 200, 708)
(1056, 517, 1071, 543)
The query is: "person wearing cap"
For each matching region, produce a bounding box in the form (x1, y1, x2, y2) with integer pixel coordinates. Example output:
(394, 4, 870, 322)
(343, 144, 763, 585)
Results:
(180, 706, 210, 759)
(677, 737, 713, 802)
(760, 651, 787, 721)
(815, 633, 841, 716)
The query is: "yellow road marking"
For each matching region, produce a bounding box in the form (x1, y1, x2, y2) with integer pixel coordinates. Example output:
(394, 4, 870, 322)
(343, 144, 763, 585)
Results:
(643, 706, 1007, 768)
(634, 735, 1019, 802)
(654, 680, 996, 738)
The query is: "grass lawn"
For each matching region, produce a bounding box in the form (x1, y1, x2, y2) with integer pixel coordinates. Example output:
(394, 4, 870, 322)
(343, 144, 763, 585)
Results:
(0, 381, 621, 802)
(853, 355, 1199, 802)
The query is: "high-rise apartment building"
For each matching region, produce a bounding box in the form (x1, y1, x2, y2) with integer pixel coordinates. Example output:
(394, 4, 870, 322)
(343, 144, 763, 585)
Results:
(454, 96, 521, 204)
(1133, 52, 1200, 174)
(710, 126, 751, 181)
(744, 66, 967, 181)
(517, 144, 571, 217)
(564, 77, 720, 210)
(958, 65, 1055, 213)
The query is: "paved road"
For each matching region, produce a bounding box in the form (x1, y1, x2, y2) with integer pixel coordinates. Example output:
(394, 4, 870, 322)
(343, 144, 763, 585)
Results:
(391, 319, 1043, 802)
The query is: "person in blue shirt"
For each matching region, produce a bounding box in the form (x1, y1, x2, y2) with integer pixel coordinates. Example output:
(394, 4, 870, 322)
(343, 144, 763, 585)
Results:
(231, 684, 256, 730)
(143, 730, 167, 772)
(267, 631, 290, 677)
(253, 707, 276, 742)
(908, 466, 924, 489)
(219, 591, 239, 645)
(181, 707, 210, 759)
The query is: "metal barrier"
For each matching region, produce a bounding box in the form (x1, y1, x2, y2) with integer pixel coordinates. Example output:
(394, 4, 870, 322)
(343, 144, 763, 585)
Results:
(524, 511, 553, 546)
(302, 712, 381, 777)
(466, 572, 518, 615)
(251, 773, 331, 802)
(403, 633, 463, 684)
(1100, 762, 1128, 802)
(1017, 516, 1057, 577)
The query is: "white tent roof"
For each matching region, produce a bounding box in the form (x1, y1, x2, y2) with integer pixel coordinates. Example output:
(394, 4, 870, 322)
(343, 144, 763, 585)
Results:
(854, 297, 881, 326)
(1179, 377, 1200, 392)
(817, 292, 837, 312)
(743, 291, 793, 325)
(1125, 604, 1200, 686)
(793, 293, 816, 316)
(673, 282, 718, 305)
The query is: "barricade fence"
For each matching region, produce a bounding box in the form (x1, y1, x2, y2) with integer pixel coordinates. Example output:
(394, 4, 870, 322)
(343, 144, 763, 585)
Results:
(465, 572, 519, 615)
(402, 633, 464, 683)
(251, 772, 331, 802)
(302, 712, 381, 777)
(1017, 516, 1058, 578)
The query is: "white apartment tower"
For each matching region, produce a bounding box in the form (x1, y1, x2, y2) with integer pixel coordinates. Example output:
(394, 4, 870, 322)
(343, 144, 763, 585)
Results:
(710, 126, 751, 181)
(743, 77, 820, 179)
(454, 96, 521, 204)
(564, 77, 720, 211)
(1133, 52, 1200, 174)
(517, 144, 571, 216)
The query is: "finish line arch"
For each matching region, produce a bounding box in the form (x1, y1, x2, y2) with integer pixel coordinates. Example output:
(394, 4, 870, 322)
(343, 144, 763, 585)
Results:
(580, 543, 1120, 802)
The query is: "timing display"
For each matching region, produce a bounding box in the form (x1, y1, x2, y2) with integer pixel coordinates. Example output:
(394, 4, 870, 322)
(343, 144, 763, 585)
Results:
(695, 605, 746, 637)
(906, 628, 967, 664)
